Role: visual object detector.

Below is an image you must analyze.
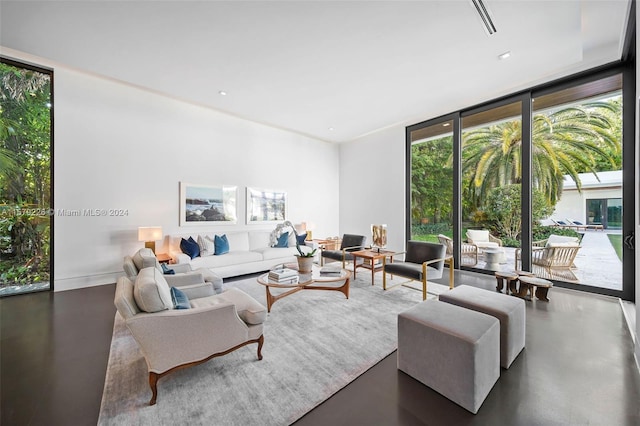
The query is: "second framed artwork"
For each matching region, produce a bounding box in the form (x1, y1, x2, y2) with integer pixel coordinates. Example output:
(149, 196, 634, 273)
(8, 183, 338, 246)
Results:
(179, 182, 238, 226)
(246, 187, 287, 224)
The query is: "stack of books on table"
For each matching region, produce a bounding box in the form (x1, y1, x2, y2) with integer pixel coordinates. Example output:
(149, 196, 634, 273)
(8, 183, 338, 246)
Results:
(268, 267, 299, 284)
(320, 265, 342, 276)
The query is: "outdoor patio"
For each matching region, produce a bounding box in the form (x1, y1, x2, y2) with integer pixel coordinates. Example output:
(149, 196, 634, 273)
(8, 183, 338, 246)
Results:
(471, 230, 622, 291)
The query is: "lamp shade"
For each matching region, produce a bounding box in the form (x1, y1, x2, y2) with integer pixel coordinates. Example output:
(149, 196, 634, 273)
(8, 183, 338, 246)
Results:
(138, 226, 163, 242)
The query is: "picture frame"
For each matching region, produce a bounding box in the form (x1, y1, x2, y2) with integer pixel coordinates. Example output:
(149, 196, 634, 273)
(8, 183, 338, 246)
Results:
(179, 182, 238, 226)
(246, 187, 287, 224)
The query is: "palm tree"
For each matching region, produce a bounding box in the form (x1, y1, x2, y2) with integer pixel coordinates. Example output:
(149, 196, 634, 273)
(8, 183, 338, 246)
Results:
(461, 99, 621, 209)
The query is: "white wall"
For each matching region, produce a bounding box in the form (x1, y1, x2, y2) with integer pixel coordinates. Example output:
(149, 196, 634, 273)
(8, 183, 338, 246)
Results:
(553, 187, 622, 224)
(2, 48, 340, 291)
(339, 125, 406, 252)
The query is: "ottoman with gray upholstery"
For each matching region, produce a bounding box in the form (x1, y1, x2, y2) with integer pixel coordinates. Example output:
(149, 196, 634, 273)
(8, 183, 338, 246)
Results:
(439, 284, 525, 369)
(398, 300, 500, 414)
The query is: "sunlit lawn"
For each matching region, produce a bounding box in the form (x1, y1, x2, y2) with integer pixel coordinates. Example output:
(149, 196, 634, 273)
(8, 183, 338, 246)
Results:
(607, 234, 623, 261)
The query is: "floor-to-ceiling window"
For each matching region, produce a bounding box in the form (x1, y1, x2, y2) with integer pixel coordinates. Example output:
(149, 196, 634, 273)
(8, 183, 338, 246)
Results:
(408, 119, 454, 242)
(461, 100, 523, 273)
(530, 74, 624, 290)
(407, 65, 634, 300)
(0, 58, 53, 296)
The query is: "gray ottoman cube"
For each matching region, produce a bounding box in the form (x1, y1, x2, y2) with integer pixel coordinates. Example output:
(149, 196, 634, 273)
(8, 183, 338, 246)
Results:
(439, 285, 525, 369)
(398, 300, 500, 414)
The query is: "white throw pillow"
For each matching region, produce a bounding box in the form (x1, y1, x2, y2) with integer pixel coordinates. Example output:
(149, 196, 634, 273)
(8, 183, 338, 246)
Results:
(197, 234, 215, 256)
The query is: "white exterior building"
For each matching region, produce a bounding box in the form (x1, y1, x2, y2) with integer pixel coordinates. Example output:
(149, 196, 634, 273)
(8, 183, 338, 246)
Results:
(551, 170, 622, 229)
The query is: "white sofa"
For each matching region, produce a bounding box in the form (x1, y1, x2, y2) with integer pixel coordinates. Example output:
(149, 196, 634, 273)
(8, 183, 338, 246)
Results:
(168, 230, 312, 278)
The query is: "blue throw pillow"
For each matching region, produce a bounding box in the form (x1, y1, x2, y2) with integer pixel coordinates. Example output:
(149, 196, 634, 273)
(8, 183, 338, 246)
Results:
(170, 287, 190, 309)
(161, 263, 175, 275)
(296, 232, 307, 245)
(214, 234, 229, 255)
(275, 231, 289, 248)
(180, 237, 200, 259)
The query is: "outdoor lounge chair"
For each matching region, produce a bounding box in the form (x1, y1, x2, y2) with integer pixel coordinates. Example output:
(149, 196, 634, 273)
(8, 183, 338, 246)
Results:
(515, 234, 582, 281)
(437, 234, 478, 266)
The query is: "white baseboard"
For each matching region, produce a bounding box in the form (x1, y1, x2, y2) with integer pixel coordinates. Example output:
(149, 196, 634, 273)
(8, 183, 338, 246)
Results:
(54, 271, 121, 292)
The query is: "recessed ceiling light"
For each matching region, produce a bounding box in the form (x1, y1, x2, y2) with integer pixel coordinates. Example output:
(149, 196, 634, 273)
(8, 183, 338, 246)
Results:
(443, 123, 450, 127)
(218, 90, 227, 96)
(498, 51, 511, 60)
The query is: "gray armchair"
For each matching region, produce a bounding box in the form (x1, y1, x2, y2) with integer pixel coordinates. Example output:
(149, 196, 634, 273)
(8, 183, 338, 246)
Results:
(320, 234, 367, 268)
(114, 267, 266, 405)
(382, 241, 453, 300)
(124, 248, 224, 294)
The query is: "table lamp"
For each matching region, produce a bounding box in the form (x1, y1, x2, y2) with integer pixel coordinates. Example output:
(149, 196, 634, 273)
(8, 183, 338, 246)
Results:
(138, 226, 163, 254)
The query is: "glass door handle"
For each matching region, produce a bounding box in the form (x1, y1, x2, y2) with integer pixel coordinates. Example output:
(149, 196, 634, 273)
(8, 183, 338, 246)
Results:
(623, 232, 634, 250)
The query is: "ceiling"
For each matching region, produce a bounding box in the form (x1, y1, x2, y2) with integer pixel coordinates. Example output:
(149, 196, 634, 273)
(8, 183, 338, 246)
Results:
(0, 1, 631, 143)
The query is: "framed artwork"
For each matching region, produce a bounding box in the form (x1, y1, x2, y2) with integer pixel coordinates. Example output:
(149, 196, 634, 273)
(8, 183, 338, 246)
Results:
(179, 182, 238, 226)
(246, 187, 287, 224)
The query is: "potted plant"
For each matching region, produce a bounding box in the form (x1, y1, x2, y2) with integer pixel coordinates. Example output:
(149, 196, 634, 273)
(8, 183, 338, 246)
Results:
(281, 220, 317, 272)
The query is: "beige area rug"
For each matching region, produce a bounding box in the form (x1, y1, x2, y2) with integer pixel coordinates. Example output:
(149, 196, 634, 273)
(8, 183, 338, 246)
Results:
(98, 273, 448, 425)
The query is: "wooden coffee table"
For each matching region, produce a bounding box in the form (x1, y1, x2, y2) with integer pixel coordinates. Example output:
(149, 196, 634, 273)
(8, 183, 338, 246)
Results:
(350, 248, 397, 285)
(257, 263, 351, 312)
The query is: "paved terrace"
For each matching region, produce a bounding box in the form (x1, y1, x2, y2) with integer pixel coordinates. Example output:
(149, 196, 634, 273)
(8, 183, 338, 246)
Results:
(473, 230, 622, 291)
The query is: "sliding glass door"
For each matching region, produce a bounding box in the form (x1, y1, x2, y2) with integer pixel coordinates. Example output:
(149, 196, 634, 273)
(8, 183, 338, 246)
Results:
(461, 101, 523, 272)
(407, 65, 634, 300)
(530, 73, 625, 291)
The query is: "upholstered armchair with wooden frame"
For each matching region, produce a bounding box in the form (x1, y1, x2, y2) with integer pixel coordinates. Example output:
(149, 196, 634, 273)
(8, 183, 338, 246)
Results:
(320, 233, 367, 268)
(114, 267, 266, 405)
(123, 248, 224, 294)
(382, 241, 453, 300)
(437, 234, 479, 267)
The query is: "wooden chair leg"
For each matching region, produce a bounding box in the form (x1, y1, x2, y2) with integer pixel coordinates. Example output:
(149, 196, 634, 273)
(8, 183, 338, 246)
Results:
(257, 334, 264, 360)
(383, 270, 387, 290)
(422, 278, 427, 300)
(149, 372, 159, 406)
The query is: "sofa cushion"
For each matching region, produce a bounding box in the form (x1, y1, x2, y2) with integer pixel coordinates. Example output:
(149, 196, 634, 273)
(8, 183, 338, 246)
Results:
(255, 246, 299, 261)
(214, 234, 230, 255)
(197, 235, 215, 256)
(249, 231, 271, 251)
(132, 248, 161, 272)
(546, 234, 580, 246)
(170, 286, 191, 309)
(191, 250, 263, 269)
(226, 232, 250, 252)
(180, 237, 200, 259)
(275, 232, 289, 248)
(467, 229, 490, 242)
(134, 267, 174, 313)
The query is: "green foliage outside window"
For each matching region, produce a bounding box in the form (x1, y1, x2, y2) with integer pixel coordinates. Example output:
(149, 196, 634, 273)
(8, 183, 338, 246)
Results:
(0, 62, 52, 290)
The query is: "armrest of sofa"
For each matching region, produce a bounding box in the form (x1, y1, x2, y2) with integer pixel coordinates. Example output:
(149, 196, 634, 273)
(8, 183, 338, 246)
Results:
(171, 251, 191, 264)
(164, 272, 205, 287)
(171, 263, 192, 274)
(176, 282, 215, 299)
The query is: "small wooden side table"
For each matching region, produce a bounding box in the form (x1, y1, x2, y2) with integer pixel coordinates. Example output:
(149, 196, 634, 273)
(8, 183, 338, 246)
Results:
(494, 270, 519, 294)
(156, 252, 171, 264)
(518, 276, 553, 302)
(351, 248, 396, 285)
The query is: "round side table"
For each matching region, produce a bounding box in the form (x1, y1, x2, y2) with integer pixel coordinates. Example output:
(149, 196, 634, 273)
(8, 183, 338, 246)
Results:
(494, 270, 519, 294)
(518, 275, 553, 301)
